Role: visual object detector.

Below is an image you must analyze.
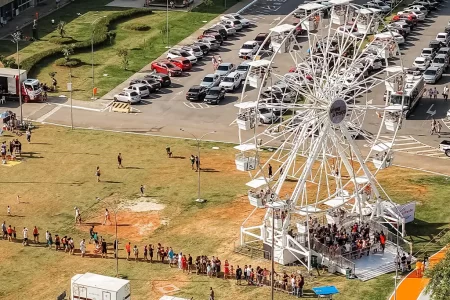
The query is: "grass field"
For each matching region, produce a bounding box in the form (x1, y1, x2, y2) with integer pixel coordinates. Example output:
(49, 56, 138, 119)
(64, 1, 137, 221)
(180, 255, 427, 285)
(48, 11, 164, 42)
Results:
(0, 125, 449, 300)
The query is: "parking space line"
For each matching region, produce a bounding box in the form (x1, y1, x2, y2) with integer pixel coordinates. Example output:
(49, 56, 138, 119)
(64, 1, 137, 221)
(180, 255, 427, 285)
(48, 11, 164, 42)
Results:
(370, 135, 447, 159)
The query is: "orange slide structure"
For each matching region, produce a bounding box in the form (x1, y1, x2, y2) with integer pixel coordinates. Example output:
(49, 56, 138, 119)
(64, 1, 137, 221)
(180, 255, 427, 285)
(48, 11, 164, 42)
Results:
(388, 247, 448, 300)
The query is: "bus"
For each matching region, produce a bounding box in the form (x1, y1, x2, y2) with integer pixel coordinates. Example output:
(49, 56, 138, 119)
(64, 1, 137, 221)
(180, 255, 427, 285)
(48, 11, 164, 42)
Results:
(388, 69, 425, 117)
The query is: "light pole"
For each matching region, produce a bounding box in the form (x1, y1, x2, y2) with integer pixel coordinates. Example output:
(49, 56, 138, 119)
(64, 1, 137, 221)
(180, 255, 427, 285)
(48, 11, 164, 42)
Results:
(99, 199, 119, 277)
(90, 16, 106, 100)
(180, 129, 216, 202)
(11, 32, 23, 123)
(165, 0, 171, 48)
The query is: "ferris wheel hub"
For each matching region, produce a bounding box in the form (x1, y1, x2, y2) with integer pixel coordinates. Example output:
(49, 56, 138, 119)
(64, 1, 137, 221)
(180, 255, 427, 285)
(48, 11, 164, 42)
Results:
(328, 99, 347, 125)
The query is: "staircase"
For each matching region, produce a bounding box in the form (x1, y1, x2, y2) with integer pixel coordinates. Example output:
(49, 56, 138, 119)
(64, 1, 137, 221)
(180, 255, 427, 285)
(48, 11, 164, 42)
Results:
(356, 262, 398, 281)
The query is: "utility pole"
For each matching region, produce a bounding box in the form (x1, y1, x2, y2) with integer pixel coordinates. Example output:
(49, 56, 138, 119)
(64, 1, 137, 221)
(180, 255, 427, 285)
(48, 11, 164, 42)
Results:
(11, 32, 23, 123)
(90, 16, 106, 100)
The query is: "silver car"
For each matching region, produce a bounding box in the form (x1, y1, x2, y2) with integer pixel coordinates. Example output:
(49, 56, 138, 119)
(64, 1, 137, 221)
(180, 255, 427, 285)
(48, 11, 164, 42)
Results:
(114, 89, 141, 104)
(431, 54, 449, 70)
(197, 37, 220, 50)
(200, 74, 221, 88)
(215, 63, 236, 77)
(423, 66, 443, 84)
(413, 56, 431, 70)
(236, 62, 250, 79)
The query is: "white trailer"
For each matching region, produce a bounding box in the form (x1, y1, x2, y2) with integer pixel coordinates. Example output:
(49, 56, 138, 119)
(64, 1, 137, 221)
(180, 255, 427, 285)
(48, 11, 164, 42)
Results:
(71, 273, 131, 300)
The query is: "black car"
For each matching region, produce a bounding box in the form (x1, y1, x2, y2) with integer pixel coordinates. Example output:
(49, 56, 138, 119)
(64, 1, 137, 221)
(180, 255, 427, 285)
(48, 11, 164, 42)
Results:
(203, 33, 223, 45)
(144, 73, 171, 88)
(429, 40, 444, 50)
(186, 85, 207, 101)
(130, 78, 161, 93)
(254, 32, 271, 49)
(205, 27, 227, 40)
(204, 87, 226, 104)
(193, 42, 210, 55)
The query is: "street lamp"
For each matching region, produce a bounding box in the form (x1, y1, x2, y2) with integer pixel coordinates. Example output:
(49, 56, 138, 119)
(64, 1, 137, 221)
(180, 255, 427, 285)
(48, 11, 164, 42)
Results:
(11, 31, 23, 123)
(90, 16, 106, 100)
(165, 0, 171, 48)
(98, 198, 119, 277)
(180, 128, 216, 202)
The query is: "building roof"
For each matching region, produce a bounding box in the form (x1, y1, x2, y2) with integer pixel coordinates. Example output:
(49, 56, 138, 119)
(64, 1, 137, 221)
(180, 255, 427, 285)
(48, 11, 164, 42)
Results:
(72, 273, 129, 292)
(0, 68, 26, 77)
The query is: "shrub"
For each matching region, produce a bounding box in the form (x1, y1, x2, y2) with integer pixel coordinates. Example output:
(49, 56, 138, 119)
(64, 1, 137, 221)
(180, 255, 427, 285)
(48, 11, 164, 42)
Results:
(125, 23, 151, 31)
(55, 58, 81, 67)
(21, 8, 153, 72)
(48, 36, 76, 44)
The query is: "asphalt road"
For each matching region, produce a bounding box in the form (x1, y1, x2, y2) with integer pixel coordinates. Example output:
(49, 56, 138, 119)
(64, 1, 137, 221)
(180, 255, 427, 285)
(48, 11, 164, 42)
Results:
(4, 0, 450, 164)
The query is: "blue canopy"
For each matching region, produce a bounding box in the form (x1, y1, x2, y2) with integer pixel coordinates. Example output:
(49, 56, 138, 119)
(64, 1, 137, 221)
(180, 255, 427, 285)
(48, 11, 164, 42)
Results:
(312, 286, 339, 295)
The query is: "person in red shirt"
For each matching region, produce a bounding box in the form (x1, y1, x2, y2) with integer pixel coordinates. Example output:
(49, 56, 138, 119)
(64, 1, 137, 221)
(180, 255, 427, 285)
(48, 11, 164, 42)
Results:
(7, 225, 12, 242)
(33, 226, 39, 243)
(125, 242, 131, 261)
(380, 232, 386, 253)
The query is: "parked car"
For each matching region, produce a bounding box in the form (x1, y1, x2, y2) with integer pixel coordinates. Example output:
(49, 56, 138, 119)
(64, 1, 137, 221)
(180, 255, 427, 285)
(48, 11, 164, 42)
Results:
(387, 21, 411, 34)
(412, 0, 437, 10)
(203, 27, 227, 40)
(204, 87, 226, 104)
(423, 66, 443, 84)
(150, 61, 182, 76)
(436, 33, 450, 46)
(215, 63, 236, 77)
(239, 41, 260, 58)
(394, 14, 418, 27)
(167, 49, 197, 64)
(439, 140, 450, 157)
(144, 73, 171, 87)
(421, 47, 437, 59)
(254, 33, 271, 49)
(431, 54, 449, 70)
(337, 25, 364, 38)
(364, 2, 391, 13)
(413, 56, 431, 70)
(220, 13, 251, 27)
(168, 57, 192, 71)
(199, 33, 223, 45)
(192, 41, 210, 54)
(200, 74, 222, 88)
(197, 38, 220, 50)
(220, 19, 243, 31)
(437, 47, 450, 59)
(180, 46, 204, 60)
(211, 24, 234, 37)
(381, 27, 407, 38)
(124, 83, 150, 98)
(222, 24, 237, 36)
(236, 62, 250, 79)
(219, 71, 242, 91)
(114, 90, 141, 104)
(130, 78, 161, 92)
(397, 9, 426, 21)
(429, 40, 444, 51)
(373, 32, 405, 44)
(186, 85, 207, 101)
(406, 5, 429, 15)
(258, 107, 280, 124)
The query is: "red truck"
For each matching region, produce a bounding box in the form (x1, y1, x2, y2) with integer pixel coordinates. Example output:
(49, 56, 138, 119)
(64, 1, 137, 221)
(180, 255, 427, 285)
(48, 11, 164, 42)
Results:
(0, 68, 43, 103)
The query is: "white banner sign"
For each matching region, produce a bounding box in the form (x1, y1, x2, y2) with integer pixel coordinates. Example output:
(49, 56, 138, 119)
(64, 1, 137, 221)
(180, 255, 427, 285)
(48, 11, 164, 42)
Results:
(398, 202, 416, 223)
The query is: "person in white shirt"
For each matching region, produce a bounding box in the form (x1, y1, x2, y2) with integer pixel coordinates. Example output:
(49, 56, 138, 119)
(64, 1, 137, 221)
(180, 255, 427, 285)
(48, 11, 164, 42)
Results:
(80, 239, 86, 257)
(22, 227, 28, 246)
(74, 207, 80, 224)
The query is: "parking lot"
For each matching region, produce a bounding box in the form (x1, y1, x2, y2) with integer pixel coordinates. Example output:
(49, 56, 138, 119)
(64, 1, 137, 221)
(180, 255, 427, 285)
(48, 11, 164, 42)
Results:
(9, 0, 450, 154)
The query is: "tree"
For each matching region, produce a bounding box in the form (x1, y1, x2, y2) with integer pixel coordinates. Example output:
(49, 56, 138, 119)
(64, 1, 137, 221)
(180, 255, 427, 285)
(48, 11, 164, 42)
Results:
(62, 44, 74, 64)
(425, 250, 450, 300)
(57, 21, 66, 38)
(106, 31, 116, 45)
(116, 48, 129, 70)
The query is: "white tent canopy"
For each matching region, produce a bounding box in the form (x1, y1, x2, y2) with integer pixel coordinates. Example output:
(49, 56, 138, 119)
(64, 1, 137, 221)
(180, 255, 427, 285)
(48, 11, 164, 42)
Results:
(234, 144, 257, 151)
(371, 142, 392, 152)
(234, 101, 257, 109)
(297, 3, 325, 10)
(269, 24, 296, 34)
(246, 176, 267, 188)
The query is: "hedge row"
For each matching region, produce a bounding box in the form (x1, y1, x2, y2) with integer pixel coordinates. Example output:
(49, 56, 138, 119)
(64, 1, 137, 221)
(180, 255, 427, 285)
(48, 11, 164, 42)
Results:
(21, 8, 153, 72)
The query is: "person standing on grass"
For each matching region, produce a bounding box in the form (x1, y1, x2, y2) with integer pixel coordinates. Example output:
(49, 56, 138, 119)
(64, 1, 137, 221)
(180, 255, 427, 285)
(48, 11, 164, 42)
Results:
(2, 221, 6, 240)
(103, 208, 111, 225)
(140, 185, 145, 196)
(69, 237, 75, 255)
(168, 247, 174, 267)
(55, 234, 60, 250)
(89, 225, 95, 244)
(96, 166, 101, 182)
(143, 245, 148, 261)
(209, 287, 215, 300)
(149, 244, 154, 263)
(7, 205, 10, 216)
(48, 232, 53, 249)
(126, 242, 131, 261)
(33, 226, 39, 243)
(117, 153, 123, 168)
(236, 265, 242, 285)
(113, 239, 118, 258)
(22, 227, 29, 246)
(101, 238, 107, 258)
(7, 225, 12, 242)
(268, 164, 273, 178)
(188, 254, 193, 274)
(45, 230, 49, 245)
(195, 155, 200, 172)
(80, 239, 86, 257)
(133, 245, 139, 261)
(298, 274, 304, 297)
(26, 129, 31, 143)
(189, 154, 195, 170)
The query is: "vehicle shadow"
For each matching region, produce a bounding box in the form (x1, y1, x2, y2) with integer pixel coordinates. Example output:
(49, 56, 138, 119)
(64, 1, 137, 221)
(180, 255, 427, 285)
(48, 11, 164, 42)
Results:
(219, 95, 239, 106)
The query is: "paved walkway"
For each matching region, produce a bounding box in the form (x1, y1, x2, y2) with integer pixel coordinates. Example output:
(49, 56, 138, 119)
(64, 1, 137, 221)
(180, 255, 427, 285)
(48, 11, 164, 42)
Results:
(0, 0, 72, 39)
(388, 246, 448, 300)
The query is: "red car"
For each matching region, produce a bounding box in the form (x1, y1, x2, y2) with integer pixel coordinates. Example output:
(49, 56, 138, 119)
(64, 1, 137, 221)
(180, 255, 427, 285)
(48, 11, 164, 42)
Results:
(168, 57, 192, 71)
(150, 61, 182, 77)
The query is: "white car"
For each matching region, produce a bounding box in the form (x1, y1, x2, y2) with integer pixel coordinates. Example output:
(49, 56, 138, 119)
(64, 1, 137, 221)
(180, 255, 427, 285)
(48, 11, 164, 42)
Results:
(397, 10, 425, 20)
(114, 90, 141, 104)
(213, 23, 236, 35)
(365, 2, 391, 13)
(337, 25, 364, 38)
(373, 32, 405, 44)
(406, 5, 428, 16)
(180, 46, 203, 59)
(220, 13, 250, 27)
(421, 47, 437, 59)
(239, 41, 259, 58)
(167, 49, 197, 64)
(388, 21, 411, 34)
(219, 71, 242, 91)
(436, 33, 450, 45)
(124, 83, 149, 98)
(220, 19, 243, 31)
(258, 107, 280, 124)
(413, 56, 431, 70)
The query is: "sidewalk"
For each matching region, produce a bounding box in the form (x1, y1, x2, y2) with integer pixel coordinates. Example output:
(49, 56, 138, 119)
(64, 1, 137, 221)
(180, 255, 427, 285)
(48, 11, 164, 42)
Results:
(0, 0, 72, 39)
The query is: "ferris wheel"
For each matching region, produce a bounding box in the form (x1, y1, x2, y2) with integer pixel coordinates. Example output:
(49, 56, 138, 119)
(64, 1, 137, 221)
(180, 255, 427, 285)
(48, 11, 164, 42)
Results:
(234, 1, 409, 268)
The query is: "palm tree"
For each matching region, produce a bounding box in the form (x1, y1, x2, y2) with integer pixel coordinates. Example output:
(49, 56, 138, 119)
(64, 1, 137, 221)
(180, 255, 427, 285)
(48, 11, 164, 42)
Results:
(57, 21, 66, 38)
